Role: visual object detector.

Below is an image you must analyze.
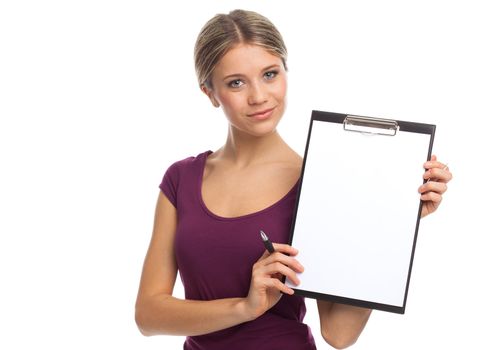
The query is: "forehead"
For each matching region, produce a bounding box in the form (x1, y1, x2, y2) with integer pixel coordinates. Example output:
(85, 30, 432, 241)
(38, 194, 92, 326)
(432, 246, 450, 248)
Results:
(213, 43, 282, 76)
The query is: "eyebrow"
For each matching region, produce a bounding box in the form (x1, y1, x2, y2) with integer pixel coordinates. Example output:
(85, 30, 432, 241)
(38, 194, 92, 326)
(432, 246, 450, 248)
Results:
(222, 64, 281, 81)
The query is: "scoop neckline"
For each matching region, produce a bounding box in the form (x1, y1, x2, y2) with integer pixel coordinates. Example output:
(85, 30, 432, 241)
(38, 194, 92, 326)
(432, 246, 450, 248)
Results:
(197, 150, 300, 221)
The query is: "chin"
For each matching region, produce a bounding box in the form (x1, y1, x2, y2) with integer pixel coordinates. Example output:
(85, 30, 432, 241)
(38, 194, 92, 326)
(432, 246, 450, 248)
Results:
(246, 120, 281, 137)
(229, 107, 284, 137)
(250, 109, 284, 136)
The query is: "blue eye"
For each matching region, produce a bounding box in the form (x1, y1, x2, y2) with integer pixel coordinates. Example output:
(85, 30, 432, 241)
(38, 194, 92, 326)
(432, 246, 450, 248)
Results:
(264, 70, 278, 80)
(228, 79, 244, 88)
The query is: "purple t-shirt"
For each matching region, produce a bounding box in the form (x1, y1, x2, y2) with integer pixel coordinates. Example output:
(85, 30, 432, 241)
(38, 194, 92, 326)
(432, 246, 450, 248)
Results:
(160, 151, 316, 350)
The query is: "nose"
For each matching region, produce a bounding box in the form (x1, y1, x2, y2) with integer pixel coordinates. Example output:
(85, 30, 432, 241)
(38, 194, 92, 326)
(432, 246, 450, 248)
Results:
(247, 81, 268, 105)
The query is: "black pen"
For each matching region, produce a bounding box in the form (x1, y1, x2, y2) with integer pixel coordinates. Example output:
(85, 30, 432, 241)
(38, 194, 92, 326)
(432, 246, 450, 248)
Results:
(260, 230, 275, 253)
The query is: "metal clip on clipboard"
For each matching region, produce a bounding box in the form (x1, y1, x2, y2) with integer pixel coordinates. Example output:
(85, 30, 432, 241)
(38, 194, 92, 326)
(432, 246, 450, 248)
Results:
(343, 115, 399, 136)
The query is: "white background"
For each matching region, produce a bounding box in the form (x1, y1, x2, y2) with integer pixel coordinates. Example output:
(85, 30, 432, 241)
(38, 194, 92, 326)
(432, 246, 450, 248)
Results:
(1, 1, 489, 349)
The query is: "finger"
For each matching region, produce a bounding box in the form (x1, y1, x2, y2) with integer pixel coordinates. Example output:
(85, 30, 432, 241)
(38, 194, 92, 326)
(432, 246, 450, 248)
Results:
(270, 243, 299, 256)
(423, 168, 453, 183)
(263, 252, 304, 273)
(418, 181, 448, 194)
(252, 269, 296, 294)
(262, 262, 302, 285)
(256, 244, 300, 264)
(254, 259, 301, 285)
(268, 278, 294, 295)
(420, 191, 443, 204)
(253, 253, 304, 278)
(423, 157, 448, 180)
(423, 159, 447, 170)
(253, 275, 294, 295)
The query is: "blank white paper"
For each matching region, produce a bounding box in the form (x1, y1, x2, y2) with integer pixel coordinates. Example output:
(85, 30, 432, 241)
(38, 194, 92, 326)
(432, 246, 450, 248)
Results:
(286, 119, 431, 308)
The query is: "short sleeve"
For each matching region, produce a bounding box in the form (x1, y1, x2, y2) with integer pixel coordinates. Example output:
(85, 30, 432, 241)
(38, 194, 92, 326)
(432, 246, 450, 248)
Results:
(159, 161, 180, 207)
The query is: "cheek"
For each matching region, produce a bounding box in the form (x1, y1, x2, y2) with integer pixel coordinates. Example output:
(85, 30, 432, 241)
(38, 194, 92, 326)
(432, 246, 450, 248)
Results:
(217, 93, 243, 116)
(273, 78, 287, 102)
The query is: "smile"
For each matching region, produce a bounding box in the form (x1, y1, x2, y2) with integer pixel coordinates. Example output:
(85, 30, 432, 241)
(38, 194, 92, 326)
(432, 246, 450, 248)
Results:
(247, 107, 276, 120)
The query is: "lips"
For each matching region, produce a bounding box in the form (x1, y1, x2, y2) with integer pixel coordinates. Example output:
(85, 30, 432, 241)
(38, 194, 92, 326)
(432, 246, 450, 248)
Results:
(247, 107, 275, 119)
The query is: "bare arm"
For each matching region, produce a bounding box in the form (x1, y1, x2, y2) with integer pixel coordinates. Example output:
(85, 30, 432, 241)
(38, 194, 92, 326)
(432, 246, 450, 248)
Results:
(135, 192, 303, 336)
(135, 192, 254, 336)
(317, 300, 372, 349)
(136, 293, 252, 336)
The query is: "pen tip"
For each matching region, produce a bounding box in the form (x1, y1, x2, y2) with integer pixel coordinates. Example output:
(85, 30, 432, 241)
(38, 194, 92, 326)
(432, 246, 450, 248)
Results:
(260, 230, 268, 241)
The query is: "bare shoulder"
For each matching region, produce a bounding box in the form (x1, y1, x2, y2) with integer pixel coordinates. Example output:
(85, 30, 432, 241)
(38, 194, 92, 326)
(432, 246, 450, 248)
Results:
(288, 150, 303, 169)
(277, 147, 303, 176)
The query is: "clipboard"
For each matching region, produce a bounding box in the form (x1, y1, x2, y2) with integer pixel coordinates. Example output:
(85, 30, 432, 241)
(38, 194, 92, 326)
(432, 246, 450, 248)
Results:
(286, 110, 435, 314)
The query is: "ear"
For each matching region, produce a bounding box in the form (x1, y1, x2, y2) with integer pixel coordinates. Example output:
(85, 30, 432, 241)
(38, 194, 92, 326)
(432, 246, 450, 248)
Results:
(201, 84, 220, 108)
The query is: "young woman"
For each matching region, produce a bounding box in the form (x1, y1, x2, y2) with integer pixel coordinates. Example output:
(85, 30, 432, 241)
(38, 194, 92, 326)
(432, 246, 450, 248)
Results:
(135, 9, 452, 349)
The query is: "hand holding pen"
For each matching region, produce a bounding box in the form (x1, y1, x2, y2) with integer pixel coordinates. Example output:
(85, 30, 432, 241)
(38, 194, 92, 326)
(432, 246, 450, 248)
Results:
(240, 231, 304, 320)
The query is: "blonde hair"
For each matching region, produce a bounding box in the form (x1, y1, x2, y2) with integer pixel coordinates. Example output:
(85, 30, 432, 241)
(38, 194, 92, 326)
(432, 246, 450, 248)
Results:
(194, 9, 288, 88)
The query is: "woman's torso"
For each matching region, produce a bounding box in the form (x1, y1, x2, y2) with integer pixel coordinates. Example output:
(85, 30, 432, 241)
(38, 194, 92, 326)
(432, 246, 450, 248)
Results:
(159, 150, 316, 349)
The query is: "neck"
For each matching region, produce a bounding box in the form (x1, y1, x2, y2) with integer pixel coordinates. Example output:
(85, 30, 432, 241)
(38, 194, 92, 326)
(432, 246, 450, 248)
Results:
(218, 126, 288, 168)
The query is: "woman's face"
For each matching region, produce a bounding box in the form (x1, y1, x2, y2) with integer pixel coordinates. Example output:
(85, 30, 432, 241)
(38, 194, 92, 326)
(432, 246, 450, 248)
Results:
(204, 43, 287, 137)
